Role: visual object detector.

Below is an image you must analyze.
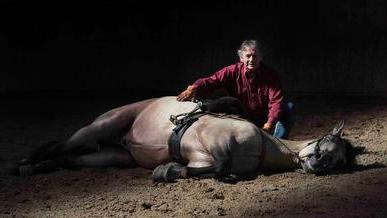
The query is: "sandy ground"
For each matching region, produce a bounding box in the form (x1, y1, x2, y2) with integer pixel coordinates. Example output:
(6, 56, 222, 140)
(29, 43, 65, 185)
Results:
(1, 96, 387, 217)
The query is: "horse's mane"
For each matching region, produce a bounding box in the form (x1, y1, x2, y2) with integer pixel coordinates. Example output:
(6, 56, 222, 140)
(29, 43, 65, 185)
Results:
(200, 96, 249, 119)
(205, 112, 250, 122)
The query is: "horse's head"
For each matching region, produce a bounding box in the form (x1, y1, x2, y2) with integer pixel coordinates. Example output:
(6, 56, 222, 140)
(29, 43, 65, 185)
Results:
(298, 121, 363, 174)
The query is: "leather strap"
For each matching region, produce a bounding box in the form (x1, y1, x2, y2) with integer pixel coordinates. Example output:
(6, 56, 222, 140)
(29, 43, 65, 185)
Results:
(168, 112, 204, 164)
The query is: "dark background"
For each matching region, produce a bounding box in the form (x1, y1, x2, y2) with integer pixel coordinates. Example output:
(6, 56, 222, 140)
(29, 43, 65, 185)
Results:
(1, 0, 387, 100)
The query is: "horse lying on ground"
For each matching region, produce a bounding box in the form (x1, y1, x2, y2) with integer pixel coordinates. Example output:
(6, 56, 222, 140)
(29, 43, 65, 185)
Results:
(10, 96, 362, 182)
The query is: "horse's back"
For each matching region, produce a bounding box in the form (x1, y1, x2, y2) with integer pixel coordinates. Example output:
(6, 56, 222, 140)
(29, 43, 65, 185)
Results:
(131, 96, 198, 135)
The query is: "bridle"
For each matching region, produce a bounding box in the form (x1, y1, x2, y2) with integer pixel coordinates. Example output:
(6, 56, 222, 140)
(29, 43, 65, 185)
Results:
(271, 133, 342, 164)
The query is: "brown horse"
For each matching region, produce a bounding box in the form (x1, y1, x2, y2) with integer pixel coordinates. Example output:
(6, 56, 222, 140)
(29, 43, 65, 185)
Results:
(12, 96, 361, 182)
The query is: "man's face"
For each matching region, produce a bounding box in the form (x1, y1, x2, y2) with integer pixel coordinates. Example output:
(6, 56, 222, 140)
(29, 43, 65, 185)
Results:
(239, 47, 261, 72)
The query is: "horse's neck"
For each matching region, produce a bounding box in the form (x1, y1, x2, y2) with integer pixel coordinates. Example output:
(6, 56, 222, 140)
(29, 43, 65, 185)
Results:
(278, 139, 315, 153)
(260, 131, 313, 170)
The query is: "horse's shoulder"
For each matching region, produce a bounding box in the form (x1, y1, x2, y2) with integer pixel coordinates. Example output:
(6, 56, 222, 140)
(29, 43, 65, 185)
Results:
(233, 121, 260, 139)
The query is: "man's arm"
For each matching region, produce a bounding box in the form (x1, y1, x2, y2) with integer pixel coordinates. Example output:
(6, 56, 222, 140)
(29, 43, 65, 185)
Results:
(177, 65, 234, 101)
(263, 74, 284, 132)
(176, 85, 197, 101)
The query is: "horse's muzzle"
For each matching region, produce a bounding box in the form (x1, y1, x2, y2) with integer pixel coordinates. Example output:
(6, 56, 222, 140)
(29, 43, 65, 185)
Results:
(302, 153, 333, 174)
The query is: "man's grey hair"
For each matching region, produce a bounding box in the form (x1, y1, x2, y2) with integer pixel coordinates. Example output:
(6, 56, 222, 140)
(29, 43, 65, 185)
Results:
(237, 40, 261, 57)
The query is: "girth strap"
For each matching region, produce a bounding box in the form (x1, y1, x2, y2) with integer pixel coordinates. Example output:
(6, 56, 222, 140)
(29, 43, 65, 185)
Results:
(168, 112, 205, 164)
(168, 96, 248, 164)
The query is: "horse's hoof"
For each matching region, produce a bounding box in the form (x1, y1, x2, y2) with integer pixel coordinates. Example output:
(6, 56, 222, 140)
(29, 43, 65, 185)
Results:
(164, 162, 187, 181)
(152, 165, 167, 183)
(152, 162, 186, 183)
(19, 165, 34, 177)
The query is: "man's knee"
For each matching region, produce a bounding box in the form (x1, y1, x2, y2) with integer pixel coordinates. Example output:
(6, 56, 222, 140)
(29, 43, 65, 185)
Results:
(274, 102, 296, 139)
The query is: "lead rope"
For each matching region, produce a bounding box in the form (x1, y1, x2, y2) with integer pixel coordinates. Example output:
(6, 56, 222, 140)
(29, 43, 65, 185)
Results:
(270, 134, 304, 164)
(268, 132, 320, 164)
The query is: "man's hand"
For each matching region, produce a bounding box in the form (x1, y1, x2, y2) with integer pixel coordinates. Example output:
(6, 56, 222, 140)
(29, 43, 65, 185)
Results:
(262, 122, 273, 133)
(177, 85, 197, 101)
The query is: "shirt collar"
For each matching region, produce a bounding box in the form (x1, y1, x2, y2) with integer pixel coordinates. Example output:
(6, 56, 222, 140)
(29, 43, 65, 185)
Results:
(243, 63, 261, 79)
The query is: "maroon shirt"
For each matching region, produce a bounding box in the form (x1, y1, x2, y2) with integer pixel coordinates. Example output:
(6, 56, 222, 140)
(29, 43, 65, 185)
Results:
(193, 62, 283, 126)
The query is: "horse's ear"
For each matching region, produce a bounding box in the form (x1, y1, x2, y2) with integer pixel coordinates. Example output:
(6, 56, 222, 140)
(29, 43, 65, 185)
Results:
(332, 120, 345, 136)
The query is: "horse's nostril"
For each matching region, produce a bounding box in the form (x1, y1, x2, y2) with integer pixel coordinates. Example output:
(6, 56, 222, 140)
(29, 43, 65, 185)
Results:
(315, 153, 321, 159)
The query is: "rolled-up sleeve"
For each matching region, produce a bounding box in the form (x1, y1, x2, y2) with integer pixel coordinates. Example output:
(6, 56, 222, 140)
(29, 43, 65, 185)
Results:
(193, 66, 233, 97)
(267, 75, 283, 124)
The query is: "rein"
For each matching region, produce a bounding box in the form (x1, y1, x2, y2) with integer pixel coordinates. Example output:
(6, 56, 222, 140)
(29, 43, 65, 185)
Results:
(270, 134, 329, 164)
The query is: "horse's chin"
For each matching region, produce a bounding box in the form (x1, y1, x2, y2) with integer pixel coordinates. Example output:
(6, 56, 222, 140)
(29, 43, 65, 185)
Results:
(302, 162, 326, 174)
(301, 159, 315, 173)
(301, 157, 331, 174)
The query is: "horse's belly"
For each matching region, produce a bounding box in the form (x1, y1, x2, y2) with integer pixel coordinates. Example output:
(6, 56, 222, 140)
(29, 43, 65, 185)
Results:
(128, 144, 171, 169)
(122, 118, 172, 169)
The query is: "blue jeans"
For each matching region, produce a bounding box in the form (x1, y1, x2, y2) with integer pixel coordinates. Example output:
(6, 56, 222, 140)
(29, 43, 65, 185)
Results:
(273, 102, 295, 139)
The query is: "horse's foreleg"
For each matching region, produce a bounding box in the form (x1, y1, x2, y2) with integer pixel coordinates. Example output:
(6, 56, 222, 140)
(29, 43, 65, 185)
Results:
(151, 162, 224, 183)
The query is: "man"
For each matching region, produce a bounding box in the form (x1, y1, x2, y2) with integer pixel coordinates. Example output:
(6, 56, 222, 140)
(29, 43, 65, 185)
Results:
(177, 40, 293, 138)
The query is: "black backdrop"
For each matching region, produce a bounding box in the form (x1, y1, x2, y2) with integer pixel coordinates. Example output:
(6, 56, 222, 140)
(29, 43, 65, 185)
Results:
(1, 0, 387, 99)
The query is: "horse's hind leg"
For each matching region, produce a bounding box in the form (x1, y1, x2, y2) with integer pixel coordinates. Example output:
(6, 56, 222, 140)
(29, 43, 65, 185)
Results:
(23, 113, 132, 165)
(22, 99, 156, 165)
(19, 146, 137, 176)
(68, 146, 137, 169)
(20, 140, 96, 164)
(64, 98, 156, 151)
